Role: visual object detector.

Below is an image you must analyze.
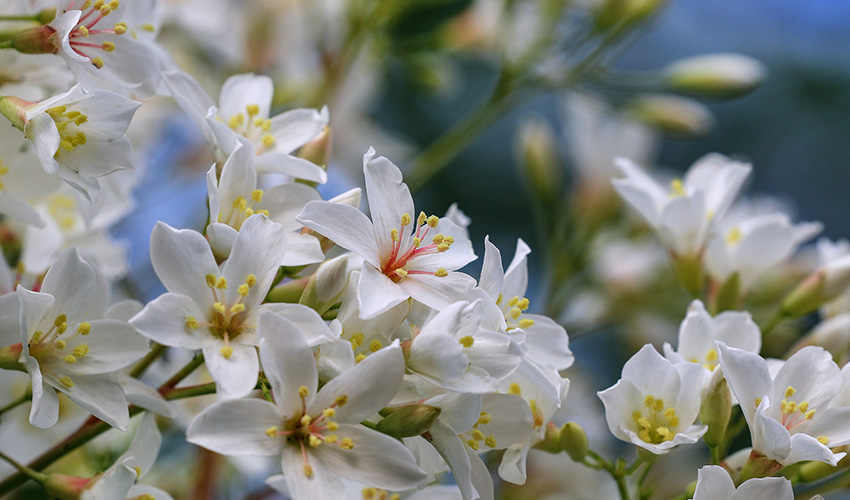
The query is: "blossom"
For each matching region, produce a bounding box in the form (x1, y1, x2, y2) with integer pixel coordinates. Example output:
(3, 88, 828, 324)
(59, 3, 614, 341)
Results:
(612, 153, 750, 258)
(297, 148, 477, 319)
(186, 311, 428, 499)
(717, 342, 850, 466)
(2, 84, 140, 201)
(0, 132, 62, 227)
(598, 344, 707, 454)
(1, 248, 148, 429)
(691, 465, 795, 500)
(130, 215, 287, 400)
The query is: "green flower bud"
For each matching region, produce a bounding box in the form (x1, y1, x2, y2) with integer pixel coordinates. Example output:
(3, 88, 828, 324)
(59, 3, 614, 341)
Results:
(517, 117, 562, 208)
(299, 255, 350, 315)
(559, 422, 589, 462)
(664, 53, 766, 98)
(0, 342, 24, 372)
(782, 256, 850, 318)
(700, 370, 732, 448)
(376, 404, 441, 439)
(43, 473, 90, 500)
(532, 422, 563, 454)
(10, 25, 57, 55)
(627, 94, 714, 137)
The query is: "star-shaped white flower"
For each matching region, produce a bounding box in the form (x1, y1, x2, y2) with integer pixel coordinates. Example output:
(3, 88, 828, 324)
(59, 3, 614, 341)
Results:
(297, 147, 477, 319)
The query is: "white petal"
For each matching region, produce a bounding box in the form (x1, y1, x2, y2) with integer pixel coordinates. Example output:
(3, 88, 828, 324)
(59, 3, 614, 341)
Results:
(202, 339, 259, 401)
(130, 293, 207, 349)
(118, 374, 174, 418)
(717, 342, 772, 426)
(733, 476, 793, 500)
(297, 200, 381, 268)
(218, 73, 273, 123)
(503, 239, 532, 298)
(267, 106, 328, 153)
(187, 399, 284, 456)
(149, 222, 219, 307)
(363, 148, 415, 256)
(47, 372, 129, 430)
(427, 423, 477, 500)
(357, 264, 411, 320)
(222, 214, 287, 307)
(260, 303, 335, 346)
(398, 272, 476, 312)
(781, 433, 841, 466)
(278, 445, 344, 500)
(257, 311, 317, 418)
(693, 465, 736, 500)
(59, 319, 148, 374)
(478, 236, 504, 300)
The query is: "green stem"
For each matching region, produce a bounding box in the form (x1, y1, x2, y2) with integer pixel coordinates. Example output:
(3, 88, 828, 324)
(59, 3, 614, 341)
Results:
(0, 40, 14, 49)
(0, 450, 47, 483)
(128, 343, 167, 378)
(760, 311, 786, 338)
(161, 353, 204, 389)
(796, 466, 850, 497)
(0, 391, 31, 418)
(0, 15, 39, 21)
(615, 471, 632, 500)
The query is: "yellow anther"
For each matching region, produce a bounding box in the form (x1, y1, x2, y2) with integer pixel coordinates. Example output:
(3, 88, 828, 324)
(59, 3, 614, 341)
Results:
(670, 179, 686, 197)
(251, 189, 263, 202)
(471, 429, 485, 440)
(478, 411, 492, 425)
(55, 314, 67, 327)
(517, 298, 530, 310)
(216, 277, 227, 289)
(798, 401, 809, 414)
(656, 426, 671, 439)
(141, 23, 155, 32)
(467, 439, 479, 450)
(725, 227, 742, 245)
(427, 215, 439, 228)
(230, 303, 245, 314)
(355, 353, 367, 363)
(246, 104, 260, 116)
(113, 22, 127, 34)
(91, 57, 104, 69)
(806, 410, 816, 420)
(64, 355, 77, 363)
(664, 408, 677, 419)
(417, 212, 427, 226)
(108, 0, 119, 8)
(444, 236, 454, 245)
(335, 395, 348, 406)
(73, 345, 89, 357)
(185, 316, 199, 329)
(102, 41, 115, 52)
(705, 349, 718, 362)
(206, 274, 217, 287)
(755, 397, 762, 408)
(59, 376, 74, 388)
(786, 401, 797, 414)
(369, 339, 383, 352)
(412, 237, 421, 247)
(238, 284, 250, 296)
(298, 386, 309, 398)
(246, 275, 256, 287)
(459, 336, 474, 348)
(78, 25, 89, 36)
(363, 488, 377, 500)
(434, 268, 448, 278)
(326, 421, 339, 431)
(654, 399, 664, 411)
(350, 333, 364, 349)
(213, 302, 226, 314)
(644, 395, 655, 407)
(303, 464, 313, 478)
(510, 308, 522, 319)
(437, 244, 450, 252)
(55, 340, 66, 349)
(99, 6, 111, 16)
(400, 213, 411, 226)
(339, 438, 354, 449)
(785, 386, 796, 398)
(309, 435, 323, 448)
(32, 331, 43, 343)
(394, 269, 408, 278)
(324, 435, 338, 444)
(508, 383, 522, 395)
(633, 411, 642, 422)
(220, 346, 233, 359)
(818, 436, 830, 445)
(323, 408, 336, 418)
(432, 234, 445, 245)
(300, 415, 313, 427)
(265, 426, 279, 437)
(669, 416, 679, 427)
(77, 322, 91, 335)
(261, 134, 275, 147)
(484, 435, 497, 448)
(390, 229, 399, 242)
(518, 319, 535, 329)
(638, 417, 651, 429)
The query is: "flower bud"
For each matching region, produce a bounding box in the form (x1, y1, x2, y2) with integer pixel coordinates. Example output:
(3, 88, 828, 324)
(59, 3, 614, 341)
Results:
(664, 53, 766, 98)
(0, 342, 24, 372)
(517, 117, 562, 208)
(35, 7, 57, 24)
(266, 277, 310, 304)
(43, 473, 91, 500)
(328, 188, 362, 208)
(781, 255, 850, 318)
(299, 255, 350, 315)
(559, 422, 589, 462)
(798, 453, 850, 483)
(9, 25, 58, 55)
(796, 313, 850, 357)
(532, 422, 563, 454)
(700, 369, 732, 448)
(626, 94, 714, 136)
(375, 404, 441, 438)
(713, 272, 740, 313)
(671, 252, 704, 295)
(0, 96, 33, 131)
(739, 450, 782, 481)
(298, 126, 331, 169)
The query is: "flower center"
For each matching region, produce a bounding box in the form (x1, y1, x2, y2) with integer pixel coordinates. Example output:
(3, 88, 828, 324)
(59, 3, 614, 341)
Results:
(778, 385, 816, 431)
(219, 189, 269, 231)
(46, 193, 79, 231)
(669, 178, 686, 198)
(46, 105, 88, 156)
(28, 314, 92, 389)
(632, 394, 679, 444)
(689, 347, 718, 370)
(380, 212, 453, 283)
(64, 0, 128, 69)
(265, 388, 353, 478)
(496, 294, 535, 330)
(185, 273, 257, 358)
(225, 104, 276, 151)
(460, 410, 498, 451)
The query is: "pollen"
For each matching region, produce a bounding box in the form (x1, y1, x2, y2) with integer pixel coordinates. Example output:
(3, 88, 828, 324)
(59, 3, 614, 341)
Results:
(246, 274, 257, 287)
(335, 395, 348, 406)
(303, 464, 313, 478)
(220, 346, 234, 359)
(266, 426, 278, 437)
(64, 355, 77, 363)
(238, 284, 250, 296)
(355, 353, 367, 363)
(300, 415, 313, 427)
(261, 134, 275, 147)
(326, 421, 339, 431)
(349, 332, 364, 349)
(785, 386, 796, 398)
(73, 345, 89, 357)
(59, 376, 74, 388)
(213, 302, 226, 314)
(669, 178, 686, 197)
(725, 227, 742, 245)
(251, 189, 263, 202)
(434, 268, 448, 278)
(55, 340, 66, 349)
(185, 316, 199, 329)
(400, 213, 411, 226)
(508, 383, 522, 395)
(299, 386, 309, 398)
(308, 435, 323, 447)
(246, 104, 260, 116)
(391, 229, 399, 242)
(323, 408, 336, 418)
(518, 319, 535, 329)
(113, 22, 127, 34)
(102, 41, 116, 52)
(484, 435, 497, 448)
(216, 277, 228, 289)
(206, 274, 217, 287)
(339, 438, 354, 449)
(230, 303, 245, 314)
(77, 322, 91, 335)
(427, 215, 439, 227)
(78, 25, 89, 36)
(92, 57, 104, 69)
(477, 411, 492, 425)
(818, 436, 830, 445)
(369, 339, 383, 352)
(459, 336, 474, 348)
(417, 212, 427, 226)
(510, 308, 522, 319)
(467, 439, 479, 450)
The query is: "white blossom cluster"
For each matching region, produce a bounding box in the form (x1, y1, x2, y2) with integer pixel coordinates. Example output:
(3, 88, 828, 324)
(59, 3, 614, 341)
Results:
(0, 0, 845, 499)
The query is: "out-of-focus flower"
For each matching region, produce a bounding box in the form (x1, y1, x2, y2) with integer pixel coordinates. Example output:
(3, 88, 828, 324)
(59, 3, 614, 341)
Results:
(691, 465, 795, 500)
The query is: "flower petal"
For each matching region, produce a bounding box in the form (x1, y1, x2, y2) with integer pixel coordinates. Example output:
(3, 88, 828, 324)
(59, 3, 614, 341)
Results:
(187, 398, 284, 456)
(202, 339, 259, 401)
(149, 222, 219, 307)
(257, 311, 317, 418)
(297, 200, 380, 268)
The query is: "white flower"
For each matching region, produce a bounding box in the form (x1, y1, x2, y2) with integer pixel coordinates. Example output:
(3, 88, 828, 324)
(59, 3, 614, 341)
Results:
(612, 153, 750, 257)
(130, 215, 287, 400)
(717, 342, 850, 466)
(206, 136, 324, 267)
(19, 84, 140, 201)
(598, 344, 707, 454)
(163, 70, 328, 182)
(704, 202, 821, 291)
(186, 311, 428, 499)
(297, 148, 477, 319)
(663, 300, 761, 378)
(0, 132, 62, 227)
(5, 248, 148, 429)
(48, 1, 164, 97)
(691, 465, 794, 500)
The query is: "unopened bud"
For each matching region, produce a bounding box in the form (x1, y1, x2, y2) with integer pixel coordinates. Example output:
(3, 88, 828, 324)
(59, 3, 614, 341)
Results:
(298, 124, 331, 170)
(700, 369, 732, 448)
(328, 188, 362, 208)
(0, 96, 33, 132)
(375, 404, 441, 438)
(739, 450, 782, 481)
(664, 53, 766, 98)
(266, 277, 310, 304)
(713, 272, 740, 313)
(797, 313, 850, 357)
(299, 254, 350, 315)
(798, 454, 850, 483)
(782, 256, 850, 318)
(559, 422, 589, 462)
(671, 252, 704, 296)
(594, 0, 668, 30)
(10, 25, 57, 55)
(44, 473, 90, 500)
(517, 117, 562, 207)
(0, 342, 25, 372)
(627, 94, 714, 136)
(532, 422, 563, 454)
(35, 7, 57, 24)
